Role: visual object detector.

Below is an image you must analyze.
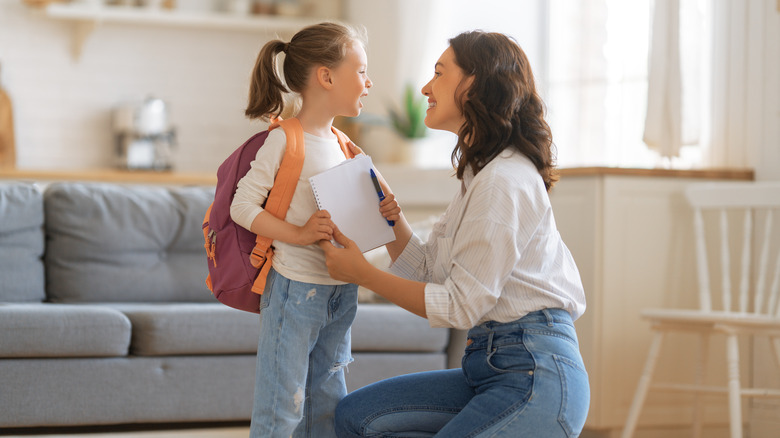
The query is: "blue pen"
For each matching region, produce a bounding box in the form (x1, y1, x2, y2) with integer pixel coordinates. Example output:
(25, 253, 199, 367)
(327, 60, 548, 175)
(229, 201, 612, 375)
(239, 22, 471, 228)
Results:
(370, 168, 395, 226)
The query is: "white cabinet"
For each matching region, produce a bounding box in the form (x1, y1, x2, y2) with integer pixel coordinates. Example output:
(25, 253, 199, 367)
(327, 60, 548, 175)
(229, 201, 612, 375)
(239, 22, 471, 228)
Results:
(549, 169, 754, 436)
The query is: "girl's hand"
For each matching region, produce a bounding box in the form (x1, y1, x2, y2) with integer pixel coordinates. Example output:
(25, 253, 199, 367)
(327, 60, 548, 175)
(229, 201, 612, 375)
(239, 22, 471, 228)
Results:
(319, 226, 372, 284)
(379, 193, 402, 225)
(347, 141, 365, 156)
(298, 210, 335, 245)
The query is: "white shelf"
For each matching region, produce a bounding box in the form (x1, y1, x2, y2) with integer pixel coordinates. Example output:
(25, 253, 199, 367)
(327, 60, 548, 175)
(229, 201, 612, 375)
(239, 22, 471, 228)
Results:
(42, 3, 323, 58)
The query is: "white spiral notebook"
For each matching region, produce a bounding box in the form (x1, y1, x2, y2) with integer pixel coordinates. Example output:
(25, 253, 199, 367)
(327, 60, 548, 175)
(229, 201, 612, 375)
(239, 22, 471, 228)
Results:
(309, 154, 395, 252)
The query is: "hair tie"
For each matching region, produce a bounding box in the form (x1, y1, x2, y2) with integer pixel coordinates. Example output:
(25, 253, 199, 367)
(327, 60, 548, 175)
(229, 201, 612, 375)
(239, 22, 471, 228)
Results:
(282, 42, 290, 53)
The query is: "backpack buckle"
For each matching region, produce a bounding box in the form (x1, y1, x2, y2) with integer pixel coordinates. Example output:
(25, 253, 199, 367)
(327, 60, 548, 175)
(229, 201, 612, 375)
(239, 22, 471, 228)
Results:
(250, 248, 267, 268)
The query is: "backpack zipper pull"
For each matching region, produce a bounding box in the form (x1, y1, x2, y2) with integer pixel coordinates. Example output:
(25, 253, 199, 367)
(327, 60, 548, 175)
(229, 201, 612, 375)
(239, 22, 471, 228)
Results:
(207, 229, 217, 267)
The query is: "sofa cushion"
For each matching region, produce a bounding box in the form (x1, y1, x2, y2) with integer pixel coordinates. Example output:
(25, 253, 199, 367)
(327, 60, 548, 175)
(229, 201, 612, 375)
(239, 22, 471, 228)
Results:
(105, 303, 260, 356)
(102, 303, 448, 357)
(0, 303, 131, 358)
(351, 304, 449, 353)
(0, 183, 45, 302)
(44, 183, 216, 303)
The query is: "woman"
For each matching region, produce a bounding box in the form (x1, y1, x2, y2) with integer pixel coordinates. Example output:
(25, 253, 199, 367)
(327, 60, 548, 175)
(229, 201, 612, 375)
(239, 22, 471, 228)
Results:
(319, 30, 590, 438)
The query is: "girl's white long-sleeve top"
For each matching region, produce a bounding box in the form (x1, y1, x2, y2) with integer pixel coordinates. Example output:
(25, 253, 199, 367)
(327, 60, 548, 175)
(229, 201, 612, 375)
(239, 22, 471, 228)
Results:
(390, 149, 586, 329)
(230, 128, 348, 285)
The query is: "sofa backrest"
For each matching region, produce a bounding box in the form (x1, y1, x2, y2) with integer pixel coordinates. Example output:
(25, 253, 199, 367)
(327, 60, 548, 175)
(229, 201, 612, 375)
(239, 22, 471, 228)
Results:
(0, 183, 46, 302)
(44, 182, 217, 303)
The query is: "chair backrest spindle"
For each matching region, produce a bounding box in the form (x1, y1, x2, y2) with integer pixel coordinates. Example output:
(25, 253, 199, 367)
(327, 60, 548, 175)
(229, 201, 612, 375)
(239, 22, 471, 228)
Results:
(770, 252, 780, 317)
(685, 182, 780, 317)
(755, 209, 773, 314)
(693, 208, 712, 312)
(719, 209, 732, 312)
(738, 209, 752, 314)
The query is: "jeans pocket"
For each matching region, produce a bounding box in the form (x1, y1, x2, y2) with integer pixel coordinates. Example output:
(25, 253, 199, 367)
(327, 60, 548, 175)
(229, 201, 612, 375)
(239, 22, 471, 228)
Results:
(554, 354, 590, 437)
(486, 343, 534, 374)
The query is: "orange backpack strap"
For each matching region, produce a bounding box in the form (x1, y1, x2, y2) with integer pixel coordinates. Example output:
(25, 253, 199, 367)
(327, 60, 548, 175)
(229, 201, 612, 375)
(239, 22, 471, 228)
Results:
(265, 118, 306, 218)
(248, 120, 353, 295)
(249, 118, 305, 294)
(332, 126, 355, 159)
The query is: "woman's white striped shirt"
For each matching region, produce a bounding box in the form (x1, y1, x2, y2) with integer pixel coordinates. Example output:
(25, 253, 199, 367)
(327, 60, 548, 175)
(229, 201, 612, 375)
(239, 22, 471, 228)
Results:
(390, 150, 586, 329)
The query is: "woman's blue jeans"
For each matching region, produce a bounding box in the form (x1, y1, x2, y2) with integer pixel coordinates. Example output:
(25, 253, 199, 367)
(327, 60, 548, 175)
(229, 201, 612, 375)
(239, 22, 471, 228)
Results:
(250, 269, 359, 438)
(335, 308, 590, 437)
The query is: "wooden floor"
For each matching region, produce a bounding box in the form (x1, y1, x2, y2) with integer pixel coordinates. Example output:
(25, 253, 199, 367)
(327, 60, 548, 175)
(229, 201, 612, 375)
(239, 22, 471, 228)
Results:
(1, 426, 249, 438)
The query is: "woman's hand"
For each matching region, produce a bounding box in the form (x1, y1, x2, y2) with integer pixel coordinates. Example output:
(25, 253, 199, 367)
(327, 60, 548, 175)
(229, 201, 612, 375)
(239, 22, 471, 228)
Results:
(319, 226, 373, 285)
(320, 226, 428, 318)
(297, 210, 335, 246)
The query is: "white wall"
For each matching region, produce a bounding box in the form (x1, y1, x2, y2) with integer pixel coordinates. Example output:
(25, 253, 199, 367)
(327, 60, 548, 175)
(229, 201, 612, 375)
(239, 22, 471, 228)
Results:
(0, 2, 286, 172)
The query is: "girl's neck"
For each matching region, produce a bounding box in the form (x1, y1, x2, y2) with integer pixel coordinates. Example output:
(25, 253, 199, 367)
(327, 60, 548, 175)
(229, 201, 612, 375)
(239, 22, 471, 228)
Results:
(296, 109, 336, 139)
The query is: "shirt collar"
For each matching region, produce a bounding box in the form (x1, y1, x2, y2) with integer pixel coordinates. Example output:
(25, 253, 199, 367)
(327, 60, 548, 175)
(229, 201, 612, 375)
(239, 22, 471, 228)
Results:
(460, 149, 516, 193)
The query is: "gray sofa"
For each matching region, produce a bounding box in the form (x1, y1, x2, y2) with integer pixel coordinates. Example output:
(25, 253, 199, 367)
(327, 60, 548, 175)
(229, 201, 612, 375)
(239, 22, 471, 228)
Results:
(0, 181, 461, 430)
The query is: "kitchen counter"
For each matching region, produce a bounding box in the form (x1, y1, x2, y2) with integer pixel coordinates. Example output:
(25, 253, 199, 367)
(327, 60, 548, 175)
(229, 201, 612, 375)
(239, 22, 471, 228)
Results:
(0, 168, 218, 186)
(0, 166, 755, 185)
(557, 166, 754, 180)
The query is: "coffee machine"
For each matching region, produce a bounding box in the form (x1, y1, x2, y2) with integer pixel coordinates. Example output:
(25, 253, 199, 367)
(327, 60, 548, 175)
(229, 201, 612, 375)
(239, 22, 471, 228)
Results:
(113, 97, 176, 171)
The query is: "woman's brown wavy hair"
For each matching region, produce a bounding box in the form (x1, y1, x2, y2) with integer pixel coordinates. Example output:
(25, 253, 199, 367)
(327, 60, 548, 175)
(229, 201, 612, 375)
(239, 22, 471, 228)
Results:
(448, 31, 558, 191)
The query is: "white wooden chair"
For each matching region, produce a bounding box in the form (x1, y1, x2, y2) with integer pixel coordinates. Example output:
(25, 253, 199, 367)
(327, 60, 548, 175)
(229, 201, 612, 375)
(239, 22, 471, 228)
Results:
(621, 182, 780, 438)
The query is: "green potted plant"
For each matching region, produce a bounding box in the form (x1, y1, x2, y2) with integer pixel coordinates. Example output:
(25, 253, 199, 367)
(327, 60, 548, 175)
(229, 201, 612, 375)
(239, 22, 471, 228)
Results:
(388, 84, 428, 140)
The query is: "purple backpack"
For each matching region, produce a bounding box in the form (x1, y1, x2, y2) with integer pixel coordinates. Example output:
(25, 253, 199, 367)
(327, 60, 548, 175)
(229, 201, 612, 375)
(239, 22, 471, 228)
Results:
(202, 119, 305, 313)
(202, 118, 353, 313)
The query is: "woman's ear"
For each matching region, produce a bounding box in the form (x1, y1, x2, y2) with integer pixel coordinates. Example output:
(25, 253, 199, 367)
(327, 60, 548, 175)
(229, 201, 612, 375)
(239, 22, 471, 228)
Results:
(316, 66, 334, 89)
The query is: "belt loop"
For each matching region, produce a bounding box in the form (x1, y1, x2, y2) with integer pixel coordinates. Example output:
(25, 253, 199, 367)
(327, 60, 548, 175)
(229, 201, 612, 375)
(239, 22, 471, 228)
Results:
(542, 308, 553, 326)
(486, 331, 495, 351)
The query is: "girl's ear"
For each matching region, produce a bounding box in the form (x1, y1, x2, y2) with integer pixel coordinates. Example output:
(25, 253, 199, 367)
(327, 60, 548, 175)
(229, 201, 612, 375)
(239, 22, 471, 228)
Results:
(316, 66, 334, 89)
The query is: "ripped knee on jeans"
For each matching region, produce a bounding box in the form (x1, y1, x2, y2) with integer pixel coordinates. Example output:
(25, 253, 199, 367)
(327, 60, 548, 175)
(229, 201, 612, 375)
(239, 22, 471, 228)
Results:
(329, 357, 354, 374)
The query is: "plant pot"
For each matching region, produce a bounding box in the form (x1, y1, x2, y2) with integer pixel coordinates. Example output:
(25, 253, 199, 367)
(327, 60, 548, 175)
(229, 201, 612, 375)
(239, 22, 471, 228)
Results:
(395, 133, 456, 168)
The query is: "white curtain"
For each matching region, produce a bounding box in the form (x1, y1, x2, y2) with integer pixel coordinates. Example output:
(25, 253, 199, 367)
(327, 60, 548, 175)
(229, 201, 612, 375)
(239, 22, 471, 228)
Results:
(643, 0, 765, 168)
(643, 0, 682, 158)
(546, 0, 653, 168)
(704, 0, 764, 168)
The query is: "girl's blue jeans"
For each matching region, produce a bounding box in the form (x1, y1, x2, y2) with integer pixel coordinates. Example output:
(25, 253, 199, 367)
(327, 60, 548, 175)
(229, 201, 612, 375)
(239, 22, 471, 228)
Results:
(335, 308, 590, 438)
(250, 269, 359, 438)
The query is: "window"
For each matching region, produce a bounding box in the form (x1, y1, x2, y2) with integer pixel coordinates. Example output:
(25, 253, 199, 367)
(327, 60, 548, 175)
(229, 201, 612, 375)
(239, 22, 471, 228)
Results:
(406, 0, 758, 170)
(546, 0, 653, 168)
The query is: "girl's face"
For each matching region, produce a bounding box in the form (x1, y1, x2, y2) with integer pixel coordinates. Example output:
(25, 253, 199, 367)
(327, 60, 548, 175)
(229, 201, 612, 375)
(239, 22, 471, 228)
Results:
(421, 47, 472, 134)
(331, 42, 372, 118)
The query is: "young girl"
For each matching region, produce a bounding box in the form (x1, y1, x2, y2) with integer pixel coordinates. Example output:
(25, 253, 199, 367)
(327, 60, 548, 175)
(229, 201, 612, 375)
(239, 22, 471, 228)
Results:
(320, 31, 590, 437)
(230, 22, 373, 438)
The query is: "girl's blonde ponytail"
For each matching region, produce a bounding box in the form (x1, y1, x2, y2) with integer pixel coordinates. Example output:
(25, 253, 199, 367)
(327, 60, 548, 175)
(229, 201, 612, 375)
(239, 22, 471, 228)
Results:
(245, 40, 288, 121)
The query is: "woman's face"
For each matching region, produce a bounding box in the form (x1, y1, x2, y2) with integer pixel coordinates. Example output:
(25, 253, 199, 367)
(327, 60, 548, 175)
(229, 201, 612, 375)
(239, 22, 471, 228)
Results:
(421, 47, 472, 134)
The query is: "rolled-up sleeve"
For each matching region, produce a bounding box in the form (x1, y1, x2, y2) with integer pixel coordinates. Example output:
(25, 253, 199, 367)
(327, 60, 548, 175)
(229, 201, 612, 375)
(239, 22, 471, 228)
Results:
(388, 233, 429, 282)
(424, 219, 517, 329)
